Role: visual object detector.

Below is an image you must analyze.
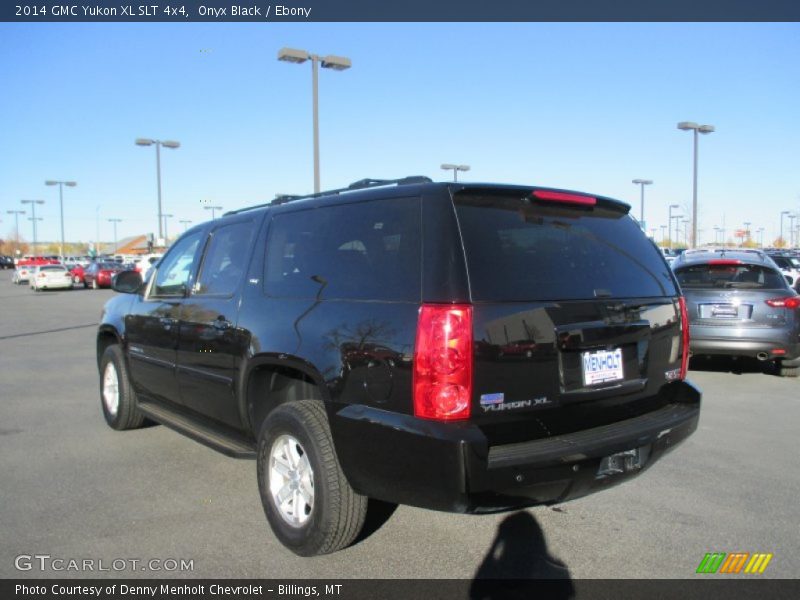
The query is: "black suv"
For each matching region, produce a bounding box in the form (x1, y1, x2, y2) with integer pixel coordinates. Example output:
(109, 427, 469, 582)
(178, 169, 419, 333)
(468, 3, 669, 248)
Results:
(98, 177, 701, 556)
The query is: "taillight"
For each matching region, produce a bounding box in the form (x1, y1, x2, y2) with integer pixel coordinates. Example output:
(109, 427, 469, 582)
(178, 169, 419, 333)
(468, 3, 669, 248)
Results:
(413, 304, 473, 421)
(766, 297, 800, 309)
(679, 297, 690, 380)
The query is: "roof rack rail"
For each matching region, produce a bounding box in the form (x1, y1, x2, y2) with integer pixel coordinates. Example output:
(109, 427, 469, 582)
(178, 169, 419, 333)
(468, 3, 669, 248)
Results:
(224, 176, 433, 215)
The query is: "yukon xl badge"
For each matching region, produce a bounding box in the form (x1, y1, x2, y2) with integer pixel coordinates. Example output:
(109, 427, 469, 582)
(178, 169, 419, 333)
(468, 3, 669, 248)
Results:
(480, 393, 552, 412)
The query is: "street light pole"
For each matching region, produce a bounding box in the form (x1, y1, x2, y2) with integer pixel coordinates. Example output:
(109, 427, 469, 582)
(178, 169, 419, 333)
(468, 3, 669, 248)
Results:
(660, 225, 667, 244)
(204, 205, 223, 220)
(135, 138, 180, 240)
(743, 222, 751, 247)
(631, 179, 653, 229)
(789, 215, 797, 248)
(682, 219, 690, 246)
(108, 218, 122, 253)
(677, 121, 715, 248)
(179, 219, 192, 232)
(162, 214, 174, 241)
(7, 210, 25, 250)
(45, 179, 77, 258)
(278, 47, 351, 194)
(441, 164, 471, 182)
(757, 227, 765, 248)
(780, 210, 790, 248)
(668, 204, 680, 248)
(21, 200, 44, 255)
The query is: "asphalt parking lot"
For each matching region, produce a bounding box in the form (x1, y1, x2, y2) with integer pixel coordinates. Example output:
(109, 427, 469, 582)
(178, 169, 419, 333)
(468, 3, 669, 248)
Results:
(1, 268, 798, 581)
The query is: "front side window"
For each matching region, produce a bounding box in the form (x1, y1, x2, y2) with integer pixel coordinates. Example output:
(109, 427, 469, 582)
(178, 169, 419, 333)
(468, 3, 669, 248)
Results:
(195, 220, 257, 296)
(152, 231, 203, 297)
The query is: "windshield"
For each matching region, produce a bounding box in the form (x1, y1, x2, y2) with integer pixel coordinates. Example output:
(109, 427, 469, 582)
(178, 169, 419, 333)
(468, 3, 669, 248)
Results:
(675, 263, 786, 289)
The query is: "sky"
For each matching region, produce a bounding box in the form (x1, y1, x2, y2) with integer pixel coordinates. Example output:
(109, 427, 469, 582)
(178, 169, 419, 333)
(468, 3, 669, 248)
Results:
(1, 22, 799, 247)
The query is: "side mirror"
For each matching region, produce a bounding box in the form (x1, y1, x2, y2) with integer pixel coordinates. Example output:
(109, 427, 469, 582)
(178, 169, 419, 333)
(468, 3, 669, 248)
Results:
(785, 275, 794, 285)
(112, 270, 143, 294)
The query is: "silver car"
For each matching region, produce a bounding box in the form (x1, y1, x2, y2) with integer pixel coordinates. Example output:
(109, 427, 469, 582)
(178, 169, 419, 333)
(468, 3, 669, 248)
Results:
(672, 250, 800, 377)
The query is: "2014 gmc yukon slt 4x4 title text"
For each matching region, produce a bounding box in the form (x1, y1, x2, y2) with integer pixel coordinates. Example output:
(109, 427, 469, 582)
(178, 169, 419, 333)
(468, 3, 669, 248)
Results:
(97, 177, 701, 556)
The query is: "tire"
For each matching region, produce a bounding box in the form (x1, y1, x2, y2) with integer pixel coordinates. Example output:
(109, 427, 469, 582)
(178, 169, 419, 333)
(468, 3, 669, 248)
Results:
(779, 365, 799, 378)
(99, 345, 145, 430)
(257, 400, 367, 556)
(83, 280, 88, 289)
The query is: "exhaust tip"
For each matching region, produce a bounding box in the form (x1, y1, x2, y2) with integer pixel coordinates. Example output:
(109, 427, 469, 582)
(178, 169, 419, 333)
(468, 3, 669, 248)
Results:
(756, 352, 769, 361)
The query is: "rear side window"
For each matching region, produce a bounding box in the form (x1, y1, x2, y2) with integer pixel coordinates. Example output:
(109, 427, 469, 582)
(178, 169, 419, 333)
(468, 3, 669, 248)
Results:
(264, 197, 420, 301)
(675, 263, 786, 290)
(454, 192, 677, 301)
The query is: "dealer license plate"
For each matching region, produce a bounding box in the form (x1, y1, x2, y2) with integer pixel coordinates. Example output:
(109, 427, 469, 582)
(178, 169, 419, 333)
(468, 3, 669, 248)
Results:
(582, 348, 624, 386)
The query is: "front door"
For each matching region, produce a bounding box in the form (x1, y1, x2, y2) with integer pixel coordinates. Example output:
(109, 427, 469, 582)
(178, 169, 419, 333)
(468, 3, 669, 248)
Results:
(126, 229, 205, 405)
(176, 217, 258, 429)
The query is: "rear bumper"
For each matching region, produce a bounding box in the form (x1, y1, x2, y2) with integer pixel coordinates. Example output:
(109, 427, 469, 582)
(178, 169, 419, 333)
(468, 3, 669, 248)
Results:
(331, 381, 701, 513)
(38, 281, 73, 289)
(690, 332, 800, 361)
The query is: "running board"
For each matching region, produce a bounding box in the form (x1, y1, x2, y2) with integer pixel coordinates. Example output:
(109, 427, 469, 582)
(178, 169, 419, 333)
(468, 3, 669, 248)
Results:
(138, 400, 256, 459)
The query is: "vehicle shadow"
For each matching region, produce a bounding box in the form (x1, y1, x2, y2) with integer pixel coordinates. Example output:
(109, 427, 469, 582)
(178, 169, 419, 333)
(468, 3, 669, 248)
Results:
(689, 355, 777, 376)
(470, 511, 574, 599)
(353, 499, 399, 544)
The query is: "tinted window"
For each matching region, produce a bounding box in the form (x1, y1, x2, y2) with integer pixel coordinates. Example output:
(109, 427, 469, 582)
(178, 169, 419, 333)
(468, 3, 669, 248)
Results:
(40, 265, 67, 272)
(264, 197, 420, 301)
(152, 231, 203, 297)
(675, 263, 786, 290)
(196, 220, 257, 296)
(455, 192, 677, 301)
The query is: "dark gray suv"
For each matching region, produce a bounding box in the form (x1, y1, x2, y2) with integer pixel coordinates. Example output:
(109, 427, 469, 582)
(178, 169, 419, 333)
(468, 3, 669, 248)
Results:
(672, 249, 800, 376)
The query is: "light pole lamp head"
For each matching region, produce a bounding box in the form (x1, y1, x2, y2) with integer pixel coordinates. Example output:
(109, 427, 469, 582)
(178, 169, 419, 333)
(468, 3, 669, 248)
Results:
(632, 179, 653, 185)
(321, 55, 351, 71)
(677, 121, 699, 131)
(161, 141, 180, 149)
(698, 125, 715, 135)
(278, 47, 310, 64)
(441, 164, 470, 172)
(135, 138, 154, 146)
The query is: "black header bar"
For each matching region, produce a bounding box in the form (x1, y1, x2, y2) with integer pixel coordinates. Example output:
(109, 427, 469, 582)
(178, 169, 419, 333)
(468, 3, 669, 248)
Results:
(3, 0, 800, 22)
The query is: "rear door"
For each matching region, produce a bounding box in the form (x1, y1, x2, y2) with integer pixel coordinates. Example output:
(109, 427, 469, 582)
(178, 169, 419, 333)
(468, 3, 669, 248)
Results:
(453, 189, 682, 442)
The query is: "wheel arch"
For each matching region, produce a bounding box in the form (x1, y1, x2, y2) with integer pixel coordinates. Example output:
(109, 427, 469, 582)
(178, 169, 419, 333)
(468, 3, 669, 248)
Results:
(243, 355, 329, 437)
(96, 325, 123, 370)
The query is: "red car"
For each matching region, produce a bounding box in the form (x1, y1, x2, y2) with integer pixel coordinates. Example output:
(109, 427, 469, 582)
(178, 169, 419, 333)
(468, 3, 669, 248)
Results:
(82, 262, 124, 289)
(69, 264, 87, 285)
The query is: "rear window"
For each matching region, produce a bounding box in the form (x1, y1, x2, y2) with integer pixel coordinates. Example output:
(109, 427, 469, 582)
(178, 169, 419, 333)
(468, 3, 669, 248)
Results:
(675, 263, 786, 290)
(454, 192, 677, 302)
(40, 265, 66, 272)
